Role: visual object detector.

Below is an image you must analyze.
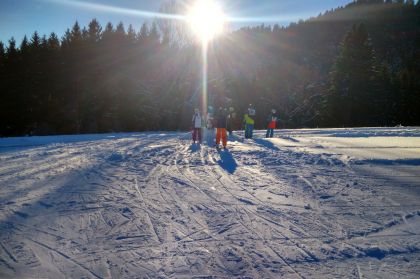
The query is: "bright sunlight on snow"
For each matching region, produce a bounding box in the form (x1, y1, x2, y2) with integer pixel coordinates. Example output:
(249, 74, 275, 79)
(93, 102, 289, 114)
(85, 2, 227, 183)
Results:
(0, 127, 419, 278)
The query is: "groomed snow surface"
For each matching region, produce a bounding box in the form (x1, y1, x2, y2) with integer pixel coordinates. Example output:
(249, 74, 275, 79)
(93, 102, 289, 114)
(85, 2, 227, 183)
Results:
(0, 127, 419, 278)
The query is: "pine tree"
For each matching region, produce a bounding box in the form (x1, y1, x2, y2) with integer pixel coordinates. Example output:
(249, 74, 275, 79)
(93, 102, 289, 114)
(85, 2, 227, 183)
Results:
(0, 41, 4, 83)
(20, 36, 29, 53)
(30, 32, 41, 48)
(138, 23, 149, 42)
(61, 29, 71, 48)
(2, 38, 22, 135)
(325, 23, 379, 127)
(0, 41, 4, 58)
(25, 31, 45, 134)
(395, 68, 419, 125)
(0, 41, 5, 134)
(87, 19, 102, 43)
(116, 22, 125, 36)
(70, 22, 83, 44)
(102, 22, 114, 42)
(127, 24, 136, 43)
(47, 33, 60, 50)
(377, 64, 396, 125)
(149, 22, 161, 46)
(44, 33, 61, 134)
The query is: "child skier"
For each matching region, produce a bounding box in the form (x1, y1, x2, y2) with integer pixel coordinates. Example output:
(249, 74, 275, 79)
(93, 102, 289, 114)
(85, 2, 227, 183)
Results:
(215, 107, 228, 149)
(206, 106, 216, 146)
(192, 108, 202, 144)
(266, 109, 278, 138)
(243, 104, 256, 139)
(227, 106, 236, 137)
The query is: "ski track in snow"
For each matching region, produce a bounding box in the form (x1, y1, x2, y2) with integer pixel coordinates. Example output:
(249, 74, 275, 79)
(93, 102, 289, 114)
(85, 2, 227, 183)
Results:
(0, 128, 419, 278)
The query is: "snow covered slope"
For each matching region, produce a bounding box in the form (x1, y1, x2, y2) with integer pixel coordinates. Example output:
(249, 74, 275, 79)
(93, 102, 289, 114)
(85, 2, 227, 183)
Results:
(0, 128, 419, 278)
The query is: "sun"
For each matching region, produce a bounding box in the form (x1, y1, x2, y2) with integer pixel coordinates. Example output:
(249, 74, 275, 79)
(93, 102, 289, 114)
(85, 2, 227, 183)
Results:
(187, 0, 226, 43)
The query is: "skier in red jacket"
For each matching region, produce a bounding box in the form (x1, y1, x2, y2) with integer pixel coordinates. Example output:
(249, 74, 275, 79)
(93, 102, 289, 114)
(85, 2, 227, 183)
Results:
(266, 109, 278, 138)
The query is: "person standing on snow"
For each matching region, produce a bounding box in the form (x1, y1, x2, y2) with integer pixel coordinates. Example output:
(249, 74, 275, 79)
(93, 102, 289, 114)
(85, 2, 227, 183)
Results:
(243, 104, 256, 139)
(206, 106, 216, 146)
(227, 106, 236, 137)
(192, 108, 202, 144)
(266, 109, 278, 138)
(215, 107, 229, 149)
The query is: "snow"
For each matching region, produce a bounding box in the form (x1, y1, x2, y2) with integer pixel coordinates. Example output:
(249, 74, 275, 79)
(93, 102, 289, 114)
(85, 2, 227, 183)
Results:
(0, 127, 419, 278)
(267, 131, 420, 162)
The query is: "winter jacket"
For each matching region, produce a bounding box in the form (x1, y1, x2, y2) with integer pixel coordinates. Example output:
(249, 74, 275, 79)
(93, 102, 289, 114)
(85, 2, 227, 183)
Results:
(215, 109, 228, 128)
(243, 114, 255, 125)
(267, 114, 278, 129)
(206, 113, 214, 129)
(192, 113, 202, 128)
(227, 111, 236, 131)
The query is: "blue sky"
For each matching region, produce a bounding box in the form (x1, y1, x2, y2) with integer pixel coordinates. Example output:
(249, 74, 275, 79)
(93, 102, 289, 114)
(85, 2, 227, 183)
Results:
(0, 0, 354, 44)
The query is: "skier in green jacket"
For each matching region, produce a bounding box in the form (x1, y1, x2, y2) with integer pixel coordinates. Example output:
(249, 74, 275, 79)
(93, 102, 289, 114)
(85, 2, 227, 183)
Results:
(243, 104, 256, 139)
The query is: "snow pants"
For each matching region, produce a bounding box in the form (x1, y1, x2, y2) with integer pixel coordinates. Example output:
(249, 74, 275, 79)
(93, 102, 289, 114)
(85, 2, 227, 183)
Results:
(266, 128, 274, 138)
(216, 128, 227, 147)
(206, 128, 215, 146)
(192, 128, 202, 143)
(245, 124, 254, 139)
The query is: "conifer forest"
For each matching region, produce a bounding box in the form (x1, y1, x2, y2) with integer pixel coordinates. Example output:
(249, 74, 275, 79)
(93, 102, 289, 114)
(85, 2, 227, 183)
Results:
(0, 0, 419, 136)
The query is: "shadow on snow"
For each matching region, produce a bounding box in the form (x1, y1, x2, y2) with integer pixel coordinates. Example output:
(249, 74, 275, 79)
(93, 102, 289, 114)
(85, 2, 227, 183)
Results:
(189, 143, 201, 153)
(253, 138, 280, 151)
(217, 149, 237, 174)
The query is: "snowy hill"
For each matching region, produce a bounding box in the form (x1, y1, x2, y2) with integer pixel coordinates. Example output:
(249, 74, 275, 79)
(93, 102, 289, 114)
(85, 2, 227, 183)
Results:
(0, 127, 419, 278)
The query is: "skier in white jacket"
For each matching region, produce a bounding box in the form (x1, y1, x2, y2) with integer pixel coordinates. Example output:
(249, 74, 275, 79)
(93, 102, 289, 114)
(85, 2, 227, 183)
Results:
(192, 108, 202, 143)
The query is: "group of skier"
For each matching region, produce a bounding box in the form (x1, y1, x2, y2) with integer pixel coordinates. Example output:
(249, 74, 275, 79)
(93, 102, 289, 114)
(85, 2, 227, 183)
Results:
(192, 104, 279, 149)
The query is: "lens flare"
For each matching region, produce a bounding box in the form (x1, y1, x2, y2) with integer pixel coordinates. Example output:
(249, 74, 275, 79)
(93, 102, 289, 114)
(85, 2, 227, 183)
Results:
(187, 0, 226, 43)
(42, 0, 185, 21)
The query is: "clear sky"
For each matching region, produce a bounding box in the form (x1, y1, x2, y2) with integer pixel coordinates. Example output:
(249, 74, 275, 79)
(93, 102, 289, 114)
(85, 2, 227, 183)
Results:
(0, 0, 354, 44)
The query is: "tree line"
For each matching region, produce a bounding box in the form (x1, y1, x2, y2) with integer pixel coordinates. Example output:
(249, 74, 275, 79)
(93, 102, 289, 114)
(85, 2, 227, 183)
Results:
(0, 0, 419, 136)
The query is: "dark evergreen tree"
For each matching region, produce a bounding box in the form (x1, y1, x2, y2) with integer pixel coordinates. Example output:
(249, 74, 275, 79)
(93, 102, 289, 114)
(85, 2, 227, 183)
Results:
(2, 38, 21, 135)
(0, 41, 5, 134)
(395, 68, 419, 125)
(377, 64, 396, 125)
(138, 23, 149, 41)
(87, 19, 102, 43)
(324, 23, 380, 127)
(0, 41, 4, 78)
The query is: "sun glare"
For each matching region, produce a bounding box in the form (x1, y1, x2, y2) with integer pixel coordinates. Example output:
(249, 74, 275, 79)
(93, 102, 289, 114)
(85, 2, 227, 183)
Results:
(187, 0, 226, 43)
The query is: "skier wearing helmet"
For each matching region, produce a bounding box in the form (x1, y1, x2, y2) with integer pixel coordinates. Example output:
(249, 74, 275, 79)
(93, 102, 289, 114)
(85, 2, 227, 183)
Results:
(266, 109, 278, 138)
(192, 108, 202, 143)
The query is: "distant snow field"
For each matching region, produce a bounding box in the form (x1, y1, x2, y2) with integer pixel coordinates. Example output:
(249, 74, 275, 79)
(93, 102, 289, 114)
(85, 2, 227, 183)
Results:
(0, 127, 419, 278)
(270, 128, 420, 162)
